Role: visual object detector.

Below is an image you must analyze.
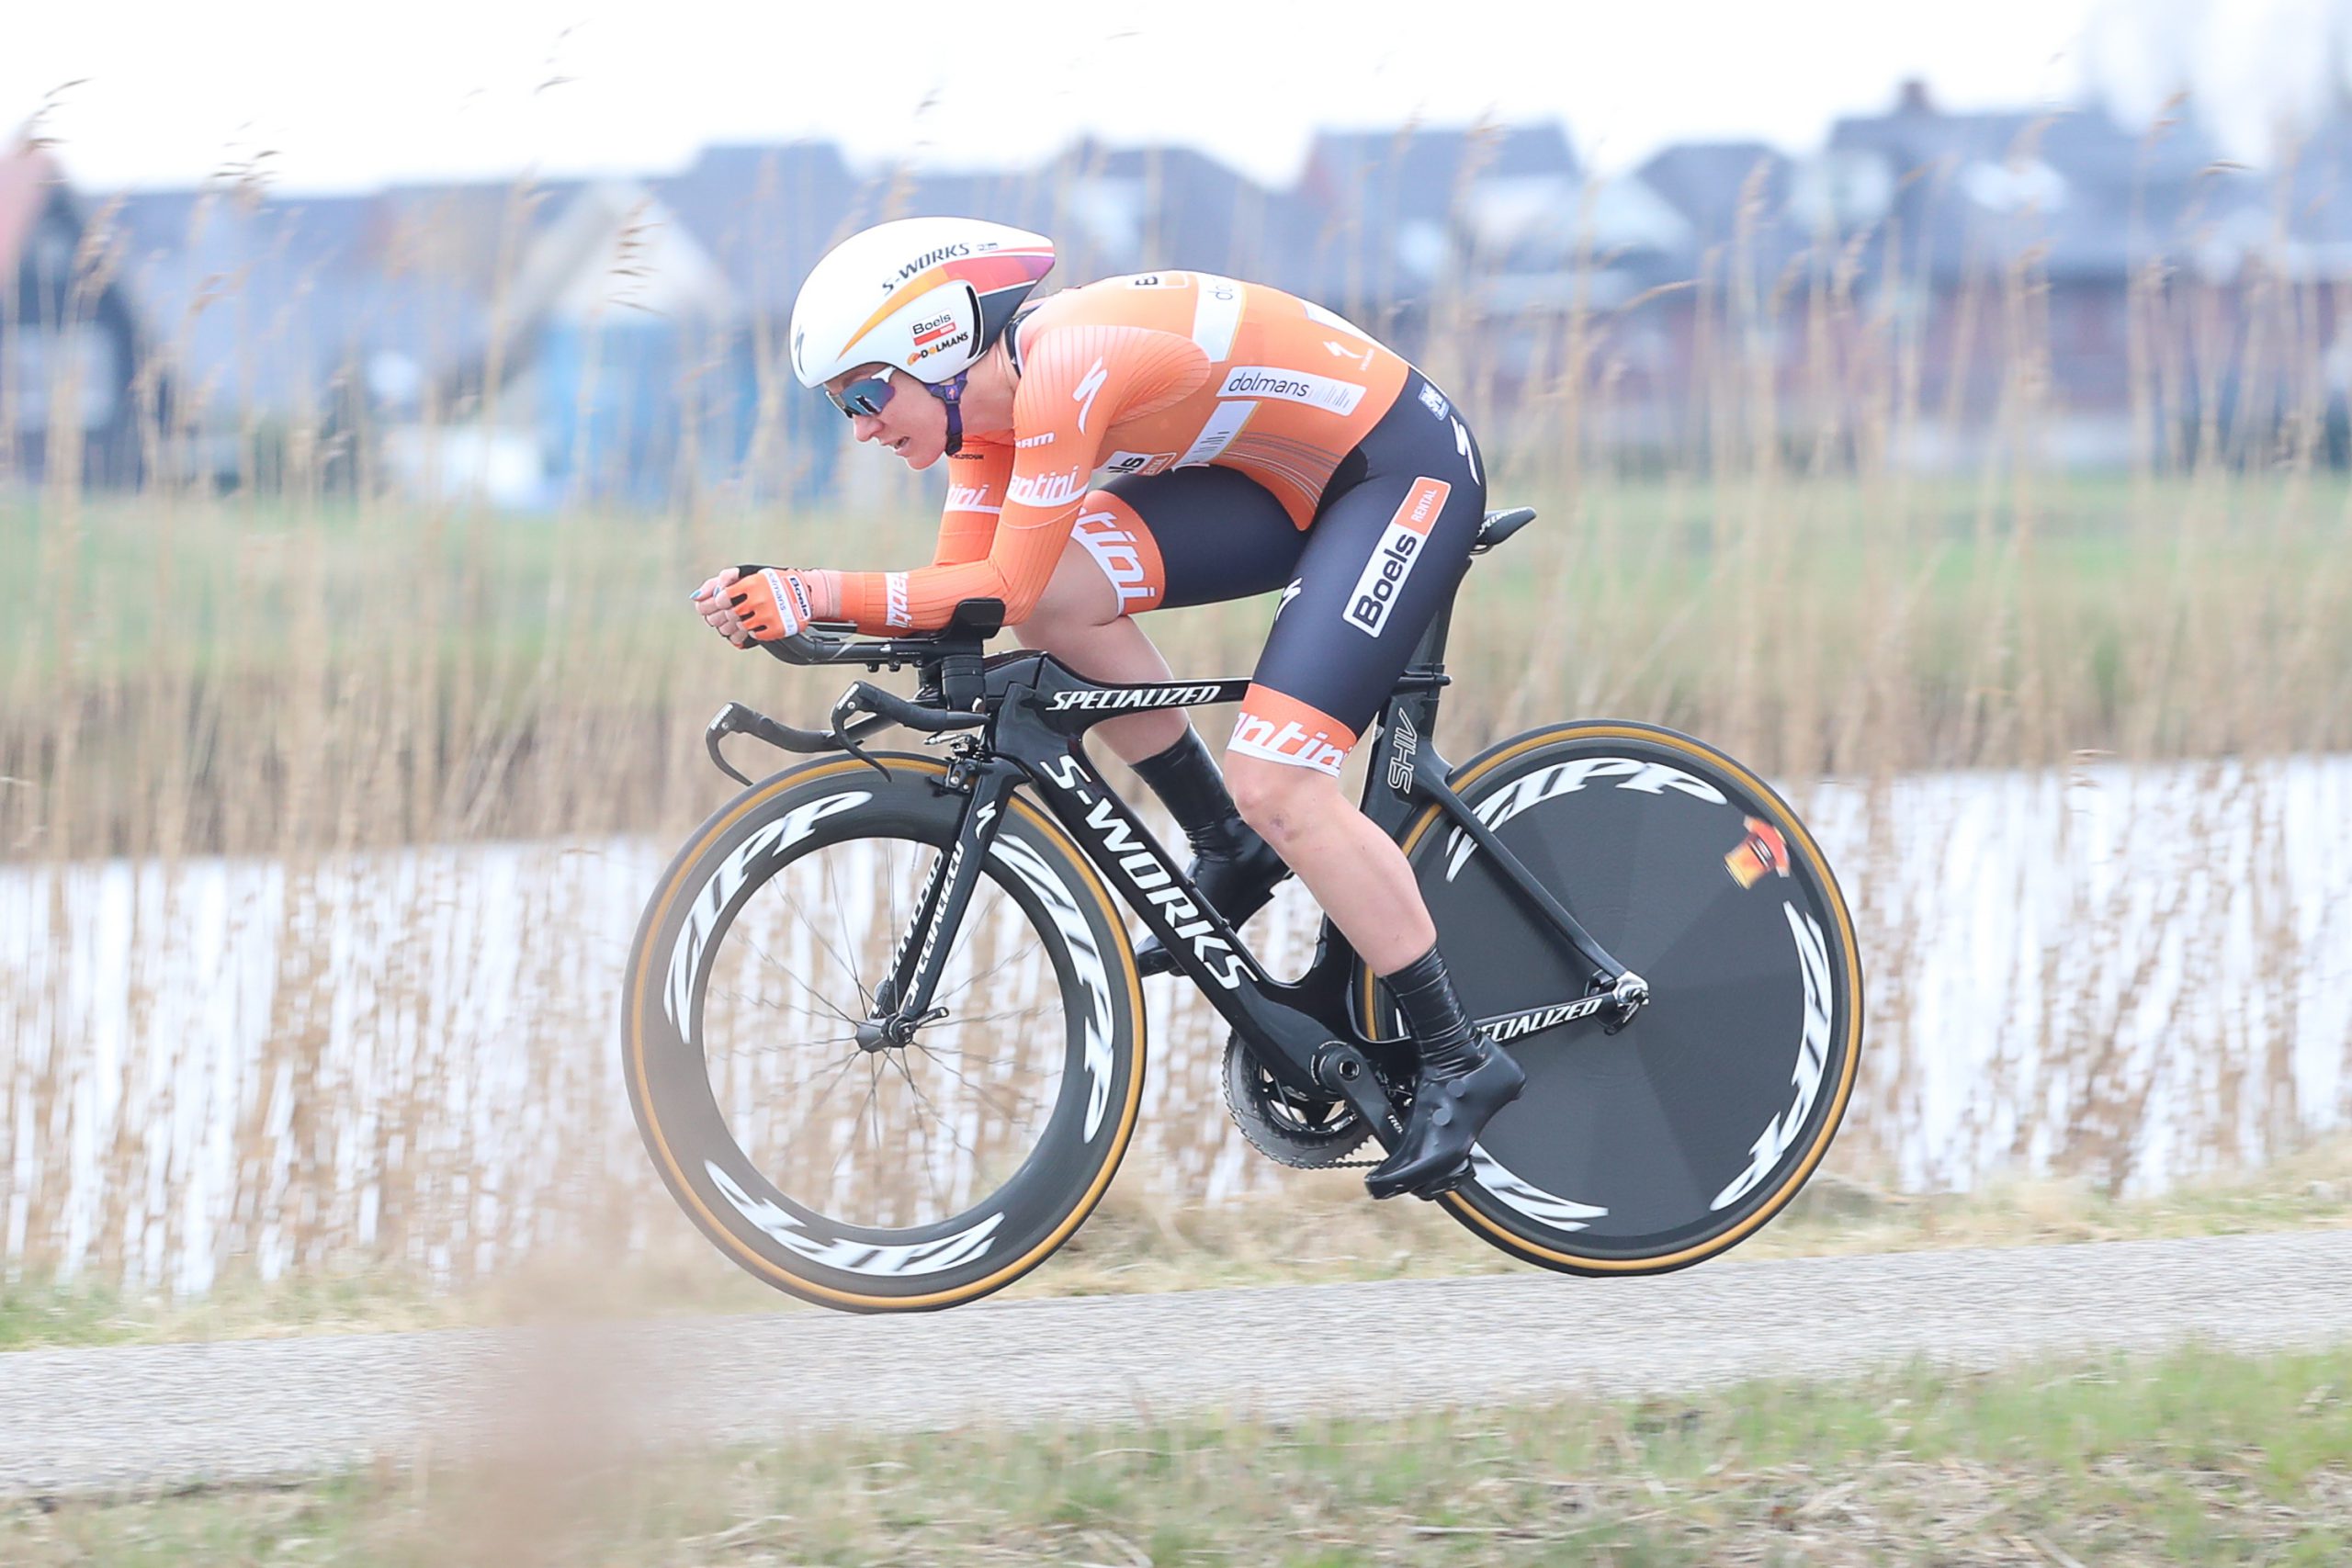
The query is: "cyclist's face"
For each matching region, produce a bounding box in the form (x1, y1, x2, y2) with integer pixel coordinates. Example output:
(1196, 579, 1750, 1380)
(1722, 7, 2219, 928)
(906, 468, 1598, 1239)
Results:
(829, 365, 948, 471)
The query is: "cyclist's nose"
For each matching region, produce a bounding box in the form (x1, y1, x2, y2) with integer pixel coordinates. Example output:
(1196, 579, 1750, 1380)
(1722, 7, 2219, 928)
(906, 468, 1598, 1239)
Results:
(852, 412, 886, 443)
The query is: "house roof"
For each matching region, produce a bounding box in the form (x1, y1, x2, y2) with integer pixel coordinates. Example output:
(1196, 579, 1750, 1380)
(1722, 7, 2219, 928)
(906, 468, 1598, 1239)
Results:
(1295, 123, 1582, 312)
(1825, 86, 2262, 281)
(802, 139, 1329, 312)
(1295, 122, 1712, 315)
(1300, 121, 1582, 217)
(107, 183, 497, 415)
(652, 141, 860, 321)
(1040, 139, 1311, 284)
(1636, 141, 1794, 244)
(2266, 112, 2352, 271)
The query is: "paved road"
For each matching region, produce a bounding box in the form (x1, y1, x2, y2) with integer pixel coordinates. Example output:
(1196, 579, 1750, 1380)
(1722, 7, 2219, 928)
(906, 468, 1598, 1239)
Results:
(6, 1230, 2350, 1498)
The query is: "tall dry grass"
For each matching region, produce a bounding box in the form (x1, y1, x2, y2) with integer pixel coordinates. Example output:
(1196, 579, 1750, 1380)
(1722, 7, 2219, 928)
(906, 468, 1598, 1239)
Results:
(3, 131, 2349, 1292)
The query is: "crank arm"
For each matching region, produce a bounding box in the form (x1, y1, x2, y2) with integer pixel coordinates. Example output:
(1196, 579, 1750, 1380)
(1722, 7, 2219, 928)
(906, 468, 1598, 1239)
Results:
(1311, 1043, 1408, 1152)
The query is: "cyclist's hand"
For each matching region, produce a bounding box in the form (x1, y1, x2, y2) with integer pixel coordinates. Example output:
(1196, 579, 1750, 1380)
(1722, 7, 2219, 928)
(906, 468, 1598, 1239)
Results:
(726, 566, 820, 644)
(691, 567, 756, 649)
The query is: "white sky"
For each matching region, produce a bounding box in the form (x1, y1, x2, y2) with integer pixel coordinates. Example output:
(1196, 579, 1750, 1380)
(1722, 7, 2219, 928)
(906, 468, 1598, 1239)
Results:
(6, 0, 2349, 196)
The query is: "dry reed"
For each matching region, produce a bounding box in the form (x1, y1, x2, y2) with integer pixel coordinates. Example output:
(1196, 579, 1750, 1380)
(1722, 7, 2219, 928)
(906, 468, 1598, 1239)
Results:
(2, 130, 2348, 1295)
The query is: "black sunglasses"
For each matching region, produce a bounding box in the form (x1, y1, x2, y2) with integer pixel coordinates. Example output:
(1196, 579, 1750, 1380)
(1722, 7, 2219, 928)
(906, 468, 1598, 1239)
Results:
(826, 369, 898, 419)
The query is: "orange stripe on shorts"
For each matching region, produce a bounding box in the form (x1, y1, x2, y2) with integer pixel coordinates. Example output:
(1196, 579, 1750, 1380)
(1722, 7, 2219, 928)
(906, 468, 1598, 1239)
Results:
(1227, 686, 1356, 776)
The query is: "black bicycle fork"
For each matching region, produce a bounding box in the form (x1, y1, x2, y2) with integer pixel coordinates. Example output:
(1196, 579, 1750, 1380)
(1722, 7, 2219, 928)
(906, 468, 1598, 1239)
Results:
(860, 752, 1019, 1050)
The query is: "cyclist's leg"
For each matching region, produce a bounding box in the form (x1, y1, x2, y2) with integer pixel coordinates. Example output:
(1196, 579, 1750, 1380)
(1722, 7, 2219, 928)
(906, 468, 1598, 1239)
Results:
(1012, 468, 1301, 763)
(1012, 530, 1187, 761)
(1218, 370, 1511, 1197)
(1220, 373, 1487, 971)
(1015, 469, 1305, 937)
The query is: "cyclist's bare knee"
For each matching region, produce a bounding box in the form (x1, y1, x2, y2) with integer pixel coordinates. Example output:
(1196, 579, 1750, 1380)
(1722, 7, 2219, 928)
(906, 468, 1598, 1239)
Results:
(1225, 753, 1344, 849)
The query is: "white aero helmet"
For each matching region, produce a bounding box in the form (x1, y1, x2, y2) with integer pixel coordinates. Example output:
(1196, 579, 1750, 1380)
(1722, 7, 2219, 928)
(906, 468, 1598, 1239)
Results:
(789, 216, 1057, 389)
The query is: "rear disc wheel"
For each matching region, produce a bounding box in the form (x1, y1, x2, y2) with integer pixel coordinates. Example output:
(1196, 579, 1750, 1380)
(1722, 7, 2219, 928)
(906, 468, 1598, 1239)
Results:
(1373, 721, 1864, 1274)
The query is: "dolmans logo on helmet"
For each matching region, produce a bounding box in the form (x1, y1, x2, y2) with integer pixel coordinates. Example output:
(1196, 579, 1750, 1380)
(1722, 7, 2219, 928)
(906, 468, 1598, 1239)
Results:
(908, 328, 972, 366)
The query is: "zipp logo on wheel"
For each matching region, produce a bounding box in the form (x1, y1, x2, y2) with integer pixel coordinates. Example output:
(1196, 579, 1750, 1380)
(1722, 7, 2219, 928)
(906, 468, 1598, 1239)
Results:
(1345, 478, 1450, 637)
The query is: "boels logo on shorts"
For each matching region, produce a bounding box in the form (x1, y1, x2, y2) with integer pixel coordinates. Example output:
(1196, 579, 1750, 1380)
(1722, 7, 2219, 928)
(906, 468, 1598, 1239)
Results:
(1344, 479, 1452, 637)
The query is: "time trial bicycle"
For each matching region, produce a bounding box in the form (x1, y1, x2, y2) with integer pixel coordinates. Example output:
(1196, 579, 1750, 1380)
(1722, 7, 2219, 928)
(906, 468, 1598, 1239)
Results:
(622, 505, 1864, 1312)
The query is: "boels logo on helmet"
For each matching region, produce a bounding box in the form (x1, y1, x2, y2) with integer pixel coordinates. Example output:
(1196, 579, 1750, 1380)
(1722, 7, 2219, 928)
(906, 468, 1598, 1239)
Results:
(879, 243, 971, 294)
(906, 310, 971, 365)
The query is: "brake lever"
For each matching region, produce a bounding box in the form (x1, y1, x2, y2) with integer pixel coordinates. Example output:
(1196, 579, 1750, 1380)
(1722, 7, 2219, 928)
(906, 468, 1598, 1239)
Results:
(705, 702, 845, 785)
(830, 686, 892, 778)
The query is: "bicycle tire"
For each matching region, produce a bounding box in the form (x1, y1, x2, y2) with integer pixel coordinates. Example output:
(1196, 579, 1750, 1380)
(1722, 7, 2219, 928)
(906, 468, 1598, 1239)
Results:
(623, 755, 1148, 1311)
(1365, 720, 1863, 1274)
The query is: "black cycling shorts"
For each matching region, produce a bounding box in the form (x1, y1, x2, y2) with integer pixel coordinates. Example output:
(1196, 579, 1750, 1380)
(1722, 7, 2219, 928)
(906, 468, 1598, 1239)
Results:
(1076, 369, 1487, 774)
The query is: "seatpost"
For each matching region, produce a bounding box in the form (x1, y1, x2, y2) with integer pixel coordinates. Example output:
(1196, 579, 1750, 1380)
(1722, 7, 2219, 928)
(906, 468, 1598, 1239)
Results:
(1409, 592, 1457, 674)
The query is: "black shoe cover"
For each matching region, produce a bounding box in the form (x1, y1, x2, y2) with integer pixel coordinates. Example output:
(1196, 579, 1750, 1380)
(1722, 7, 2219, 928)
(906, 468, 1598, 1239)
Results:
(1135, 827, 1288, 971)
(1364, 1042, 1526, 1200)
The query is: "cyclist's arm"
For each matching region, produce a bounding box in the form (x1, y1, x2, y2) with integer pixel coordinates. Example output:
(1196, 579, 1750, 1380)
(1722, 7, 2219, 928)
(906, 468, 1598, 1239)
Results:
(929, 446, 1012, 568)
(830, 327, 1197, 631)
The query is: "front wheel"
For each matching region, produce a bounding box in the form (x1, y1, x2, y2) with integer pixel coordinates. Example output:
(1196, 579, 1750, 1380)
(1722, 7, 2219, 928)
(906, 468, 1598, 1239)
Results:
(1369, 721, 1864, 1275)
(622, 756, 1148, 1311)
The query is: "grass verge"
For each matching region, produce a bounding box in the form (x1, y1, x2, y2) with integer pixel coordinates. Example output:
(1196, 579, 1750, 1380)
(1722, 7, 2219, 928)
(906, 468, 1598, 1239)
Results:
(5, 1138, 2351, 1353)
(7, 1341, 2352, 1563)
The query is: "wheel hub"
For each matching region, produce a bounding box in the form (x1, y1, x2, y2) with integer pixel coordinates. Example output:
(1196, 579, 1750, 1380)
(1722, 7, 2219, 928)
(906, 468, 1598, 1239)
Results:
(855, 1007, 947, 1051)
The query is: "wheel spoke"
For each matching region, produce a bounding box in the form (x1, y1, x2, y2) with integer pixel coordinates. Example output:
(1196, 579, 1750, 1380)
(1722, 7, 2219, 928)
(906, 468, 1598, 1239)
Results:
(821, 850, 875, 1010)
(931, 934, 1046, 1008)
(705, 985, 860, 1030)
(734, 927, 863, 1027)
(908, 1039, 1048, 1126)
(885, 1049, 975, 1212)
(803, 1044, 879, 1121)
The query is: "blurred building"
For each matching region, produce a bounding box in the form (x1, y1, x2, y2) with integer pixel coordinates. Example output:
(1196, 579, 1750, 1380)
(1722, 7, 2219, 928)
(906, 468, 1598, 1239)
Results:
(0, 138, 152, 487)
(12, 81, 2349, 503)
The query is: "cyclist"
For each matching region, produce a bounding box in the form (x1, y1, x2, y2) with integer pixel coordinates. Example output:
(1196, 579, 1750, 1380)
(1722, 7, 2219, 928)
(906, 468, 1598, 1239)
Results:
(693, 216, 1520, 1199)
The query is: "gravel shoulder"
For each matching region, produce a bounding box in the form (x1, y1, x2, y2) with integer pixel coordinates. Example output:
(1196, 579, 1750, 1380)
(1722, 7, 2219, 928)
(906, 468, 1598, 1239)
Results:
(6, 1229, 2350, 1500)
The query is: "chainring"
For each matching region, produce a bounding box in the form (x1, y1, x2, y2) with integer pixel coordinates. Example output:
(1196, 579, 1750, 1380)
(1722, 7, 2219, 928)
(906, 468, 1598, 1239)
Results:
(1220, 1033, 1374, 1168)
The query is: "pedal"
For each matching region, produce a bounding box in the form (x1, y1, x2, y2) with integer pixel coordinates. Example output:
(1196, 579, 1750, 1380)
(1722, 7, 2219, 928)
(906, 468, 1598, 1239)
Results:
(1409, 1158, 1476, 1201)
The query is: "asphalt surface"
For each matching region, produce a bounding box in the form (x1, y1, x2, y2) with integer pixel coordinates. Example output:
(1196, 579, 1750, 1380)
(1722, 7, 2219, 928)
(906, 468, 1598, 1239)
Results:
(5, 1229, 2350, 1499)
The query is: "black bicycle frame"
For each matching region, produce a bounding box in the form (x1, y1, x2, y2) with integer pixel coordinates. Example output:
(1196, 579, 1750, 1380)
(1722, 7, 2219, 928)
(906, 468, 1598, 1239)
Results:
(705, 507, 1644, 1143)
(785, 599, 1640, 1150)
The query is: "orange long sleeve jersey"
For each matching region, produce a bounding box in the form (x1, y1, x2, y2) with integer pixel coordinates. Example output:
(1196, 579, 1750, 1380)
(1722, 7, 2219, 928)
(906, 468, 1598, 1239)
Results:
(831, 273, 1411, 633)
